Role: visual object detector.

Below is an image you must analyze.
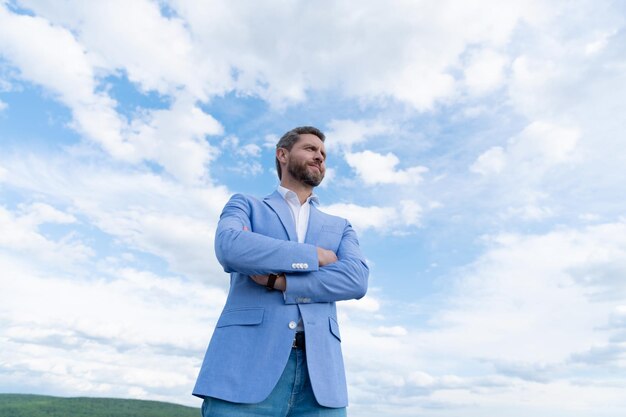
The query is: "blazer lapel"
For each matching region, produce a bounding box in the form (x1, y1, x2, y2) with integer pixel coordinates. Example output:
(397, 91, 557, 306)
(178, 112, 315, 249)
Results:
(305, 203, 323, 245)
(264, 190, 297, 242)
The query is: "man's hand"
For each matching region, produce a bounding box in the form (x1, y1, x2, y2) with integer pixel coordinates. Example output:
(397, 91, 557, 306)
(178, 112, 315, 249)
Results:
(317, 247, 338, 267)
(250, 274, 286, 291)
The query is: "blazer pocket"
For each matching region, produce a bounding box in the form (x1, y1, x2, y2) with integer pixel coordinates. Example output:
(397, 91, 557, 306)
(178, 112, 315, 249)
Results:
(216, 307, 265, 328)
(329, 316, 341, 342)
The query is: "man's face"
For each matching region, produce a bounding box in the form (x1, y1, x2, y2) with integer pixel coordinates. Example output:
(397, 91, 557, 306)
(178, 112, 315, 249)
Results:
(284, 133, 326, 187)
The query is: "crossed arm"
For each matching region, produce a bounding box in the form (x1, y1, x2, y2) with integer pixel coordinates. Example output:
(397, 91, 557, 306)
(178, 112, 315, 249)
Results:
(249, 246, 338, 290)
(215, 194, 369, 303)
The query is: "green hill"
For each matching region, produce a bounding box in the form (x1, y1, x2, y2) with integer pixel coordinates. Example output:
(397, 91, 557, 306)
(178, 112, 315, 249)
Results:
(0, 394, 198, 417)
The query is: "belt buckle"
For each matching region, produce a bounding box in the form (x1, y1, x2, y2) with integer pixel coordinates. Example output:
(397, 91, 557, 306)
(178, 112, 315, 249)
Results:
(292, 331, 305, 349)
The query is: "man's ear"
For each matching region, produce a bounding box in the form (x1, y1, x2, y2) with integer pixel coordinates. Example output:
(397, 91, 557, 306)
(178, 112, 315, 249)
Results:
(276, 148, 288, 163)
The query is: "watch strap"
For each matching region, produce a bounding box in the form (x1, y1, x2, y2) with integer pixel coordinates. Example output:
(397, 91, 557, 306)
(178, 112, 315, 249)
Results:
(266, 273, 278, 290)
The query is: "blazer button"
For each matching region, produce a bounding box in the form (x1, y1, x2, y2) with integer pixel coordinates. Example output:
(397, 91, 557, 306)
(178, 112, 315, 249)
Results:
(292, 263, 297, 268)
(303, 263, 308, 268)
(288, 321, 297, 329)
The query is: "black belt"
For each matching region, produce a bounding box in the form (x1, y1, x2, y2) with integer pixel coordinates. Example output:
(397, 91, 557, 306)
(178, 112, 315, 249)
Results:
(292, 331, 305, 350)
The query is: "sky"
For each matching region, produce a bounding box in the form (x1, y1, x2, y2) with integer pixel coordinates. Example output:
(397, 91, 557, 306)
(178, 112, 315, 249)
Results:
(1, 0, 625, 416)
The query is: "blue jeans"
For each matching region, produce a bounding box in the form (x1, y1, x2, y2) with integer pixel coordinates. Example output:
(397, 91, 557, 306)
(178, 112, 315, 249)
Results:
(201, 348, 347, 416)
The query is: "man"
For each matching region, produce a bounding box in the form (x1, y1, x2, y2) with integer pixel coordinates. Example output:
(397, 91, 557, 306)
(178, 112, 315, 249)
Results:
(193, 126, 369, 416)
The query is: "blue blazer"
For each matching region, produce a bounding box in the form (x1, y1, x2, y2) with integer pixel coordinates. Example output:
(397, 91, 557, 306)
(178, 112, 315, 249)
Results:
(193, 191, 369, 408)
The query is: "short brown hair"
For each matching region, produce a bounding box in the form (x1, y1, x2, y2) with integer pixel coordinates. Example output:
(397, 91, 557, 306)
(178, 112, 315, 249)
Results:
(275, 126, 325, 179)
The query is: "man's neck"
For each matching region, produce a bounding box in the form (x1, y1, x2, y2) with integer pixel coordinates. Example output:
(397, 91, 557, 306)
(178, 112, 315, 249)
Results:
(280, 179, 313, 205)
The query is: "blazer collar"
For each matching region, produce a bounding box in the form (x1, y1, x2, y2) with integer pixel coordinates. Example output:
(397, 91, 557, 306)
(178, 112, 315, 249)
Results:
(304, 203, 323, 245)
(276, 185, 320, 206)
(264, 190, 297, 242)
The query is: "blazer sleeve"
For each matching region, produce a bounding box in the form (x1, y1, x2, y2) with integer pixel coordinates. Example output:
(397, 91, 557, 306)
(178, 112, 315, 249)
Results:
(215, 194, 319, 276)
(283, 220, 369, 304)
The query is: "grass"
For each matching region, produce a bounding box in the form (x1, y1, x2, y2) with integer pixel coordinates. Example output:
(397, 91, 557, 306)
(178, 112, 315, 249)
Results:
(0, 394, 198, 417)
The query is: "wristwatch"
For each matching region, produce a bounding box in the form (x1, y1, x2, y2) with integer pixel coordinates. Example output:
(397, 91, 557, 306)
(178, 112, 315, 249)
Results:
(265, 273, 279, 290)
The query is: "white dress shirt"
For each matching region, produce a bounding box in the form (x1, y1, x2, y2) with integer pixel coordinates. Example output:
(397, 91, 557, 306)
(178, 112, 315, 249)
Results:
(277, 185, 319, 243)
(277, 186, 319, 331)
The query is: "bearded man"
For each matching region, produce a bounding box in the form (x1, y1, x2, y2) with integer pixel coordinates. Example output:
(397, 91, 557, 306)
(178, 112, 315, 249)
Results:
(193, 126, 369, 416)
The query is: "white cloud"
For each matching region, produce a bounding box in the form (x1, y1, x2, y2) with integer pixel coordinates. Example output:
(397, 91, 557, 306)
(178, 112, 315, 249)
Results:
(0, 76, 12, 92)
(0, 164, 6, 181)
(502, 203, 554, 221)
(372, 325, 408, 337)
(322, 200, 422, 234)
(323, 203, 395, 233)
(0, 98, 7, 111)
(510, 121, 580, 165)
(0, 5, 223, 183)
(338, 220, 626, 415)
(399, 200, 422, 227)
(465, 120, 583, 223)
(16, 0, 546, 110)
(461, 3, 625, 231)
(19, 0, 216, 99)
(0, 5, 131, 158)
(221, 135, 262, 158)
(0, 204, 91, 265)
(228, 161, 264, 177)
(0, 6, 93, 104)
(346, 150, 428, 186)
(470, 146, 506, 175)
(584, 30, 614, 55)
(506, 14, 626, 135)
(240, 143, 262, 157)
(0, 253, 225, 405)
(0, 152, 230, 282)
(340, 294, 381, 313)
(463, 48, 508, 95)
(263, 134, 278, 149)
(220, 136, 265, 177)
(326, 119, 395, 152)
(2, 1, 626, 415)
(424, 221, 626, 366)
(127, 95, 223, 183)
(21, 202, 77, 225)
(471, 121, 580, 177)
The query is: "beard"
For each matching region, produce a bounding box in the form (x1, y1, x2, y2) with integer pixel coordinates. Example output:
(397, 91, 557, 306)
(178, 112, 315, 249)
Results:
(287, 159, 324, 187)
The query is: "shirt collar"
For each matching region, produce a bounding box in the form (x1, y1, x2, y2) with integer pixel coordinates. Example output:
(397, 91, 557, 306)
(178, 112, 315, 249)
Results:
(277, 185, 319, 205)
